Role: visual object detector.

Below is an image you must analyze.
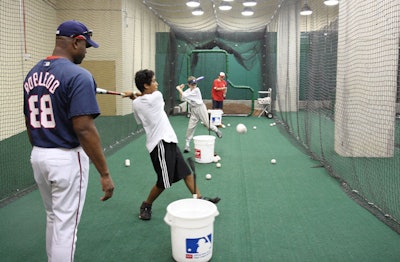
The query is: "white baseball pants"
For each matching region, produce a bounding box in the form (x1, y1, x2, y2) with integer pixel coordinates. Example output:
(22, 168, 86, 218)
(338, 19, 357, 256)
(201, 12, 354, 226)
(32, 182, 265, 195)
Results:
(31, 146, 89, 262)
(185, 103, 218, 146)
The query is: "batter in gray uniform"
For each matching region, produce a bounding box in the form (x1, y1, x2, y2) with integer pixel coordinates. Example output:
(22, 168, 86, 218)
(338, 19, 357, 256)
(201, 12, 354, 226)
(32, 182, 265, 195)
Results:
(176, 76, 222, 153)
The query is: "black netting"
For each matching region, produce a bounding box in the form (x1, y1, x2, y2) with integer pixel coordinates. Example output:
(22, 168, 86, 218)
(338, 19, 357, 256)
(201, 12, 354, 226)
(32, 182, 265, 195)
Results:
(160, 28, 272, 115)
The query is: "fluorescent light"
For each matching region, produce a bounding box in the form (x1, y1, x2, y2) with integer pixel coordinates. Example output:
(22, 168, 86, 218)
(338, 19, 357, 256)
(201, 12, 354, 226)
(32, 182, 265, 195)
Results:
(241, 7, 254, 16)
(186, 0, 200, 8)
(324, 0, 339, 6)
(219, 1, 232, 11)
(243, 0, 257, 7)
(192, 7, 204, 16)
(300, 3, 312, 16)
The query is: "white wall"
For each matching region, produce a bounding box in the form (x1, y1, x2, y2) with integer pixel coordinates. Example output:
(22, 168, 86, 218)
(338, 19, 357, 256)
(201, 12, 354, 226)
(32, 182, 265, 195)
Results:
(0, 0, 170, 140)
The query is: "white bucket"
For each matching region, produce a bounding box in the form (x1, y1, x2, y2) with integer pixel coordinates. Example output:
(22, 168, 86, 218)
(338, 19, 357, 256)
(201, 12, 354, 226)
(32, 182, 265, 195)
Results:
(164, 198, 219, 262)
(193, 135, 215, 163)
(208, 109, 223, 126)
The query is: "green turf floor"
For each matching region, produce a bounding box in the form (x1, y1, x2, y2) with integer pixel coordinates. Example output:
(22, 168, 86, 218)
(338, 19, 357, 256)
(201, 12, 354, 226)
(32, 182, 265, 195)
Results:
(1, 116, 399, 262)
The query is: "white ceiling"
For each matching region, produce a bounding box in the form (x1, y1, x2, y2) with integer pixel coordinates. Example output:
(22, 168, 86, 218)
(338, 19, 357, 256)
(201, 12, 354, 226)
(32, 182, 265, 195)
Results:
(142, 0, 285, 32)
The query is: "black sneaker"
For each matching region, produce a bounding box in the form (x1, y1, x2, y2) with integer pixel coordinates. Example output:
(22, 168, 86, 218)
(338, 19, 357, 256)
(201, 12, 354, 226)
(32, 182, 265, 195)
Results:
(184, 146, 190, 153)
(139, 201, 152, 220)
(201, 197, 221, 204)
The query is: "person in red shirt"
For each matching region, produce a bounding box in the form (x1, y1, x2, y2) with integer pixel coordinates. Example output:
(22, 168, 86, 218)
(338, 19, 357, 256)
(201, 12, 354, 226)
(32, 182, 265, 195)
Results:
(211, 72, 227, 110)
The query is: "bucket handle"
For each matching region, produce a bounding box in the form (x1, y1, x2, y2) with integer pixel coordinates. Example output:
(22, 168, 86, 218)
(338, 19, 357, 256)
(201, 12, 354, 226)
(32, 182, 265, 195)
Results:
(164, 215, 174, 226)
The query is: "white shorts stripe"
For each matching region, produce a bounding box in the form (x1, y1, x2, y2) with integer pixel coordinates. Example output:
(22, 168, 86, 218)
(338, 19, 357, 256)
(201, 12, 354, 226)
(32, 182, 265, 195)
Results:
(157, 142, 171, 188)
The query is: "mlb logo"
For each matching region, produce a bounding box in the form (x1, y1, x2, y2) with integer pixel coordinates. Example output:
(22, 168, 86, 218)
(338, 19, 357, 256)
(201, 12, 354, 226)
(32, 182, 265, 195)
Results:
(211, 116, 221, 126)
(208, 109, 223, 126)
(185, 234, 212, 254)
(195, 149, 201, 159)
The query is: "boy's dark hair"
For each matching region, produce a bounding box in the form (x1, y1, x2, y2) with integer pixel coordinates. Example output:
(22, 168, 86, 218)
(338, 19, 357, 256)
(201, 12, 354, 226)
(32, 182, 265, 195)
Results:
(135, 69, 154, 93)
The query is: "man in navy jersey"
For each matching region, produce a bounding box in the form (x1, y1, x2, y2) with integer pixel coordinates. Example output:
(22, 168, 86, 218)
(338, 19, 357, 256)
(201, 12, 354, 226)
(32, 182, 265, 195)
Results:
(23, 20, 114, 262)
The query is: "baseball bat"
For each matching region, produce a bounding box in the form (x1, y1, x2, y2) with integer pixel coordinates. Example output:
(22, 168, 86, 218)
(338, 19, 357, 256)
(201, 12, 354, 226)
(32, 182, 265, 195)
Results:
(187, 157, 197, 199)
(96, 88, 125, 96)
(196, 76, 205, 82)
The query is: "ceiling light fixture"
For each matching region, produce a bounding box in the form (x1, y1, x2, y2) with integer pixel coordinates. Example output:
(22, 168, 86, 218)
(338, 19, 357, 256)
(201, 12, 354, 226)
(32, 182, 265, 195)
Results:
(243, 0, 257, 7)
(300, 2, 312, 16)
(192, 7, 204, 16)
(324, 0, 339, 6)
(241, 7, 254, 16)
(186, 0, 200, 8)
(219, 1, 233, 11)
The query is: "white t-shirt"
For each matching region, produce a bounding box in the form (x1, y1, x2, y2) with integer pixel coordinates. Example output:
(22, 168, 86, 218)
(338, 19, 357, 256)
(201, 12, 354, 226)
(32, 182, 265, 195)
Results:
(182, 87, 203, 107)
(132, 91, 178, 152)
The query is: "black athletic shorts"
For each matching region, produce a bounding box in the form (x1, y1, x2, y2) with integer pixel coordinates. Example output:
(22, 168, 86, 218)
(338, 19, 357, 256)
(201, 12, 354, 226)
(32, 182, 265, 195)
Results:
(150, 140, 191, 189)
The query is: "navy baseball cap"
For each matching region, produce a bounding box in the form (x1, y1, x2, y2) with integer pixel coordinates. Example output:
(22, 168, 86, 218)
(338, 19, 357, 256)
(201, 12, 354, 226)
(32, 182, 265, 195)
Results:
(188, 79, 197, 85)
(56, 20, 99, 48)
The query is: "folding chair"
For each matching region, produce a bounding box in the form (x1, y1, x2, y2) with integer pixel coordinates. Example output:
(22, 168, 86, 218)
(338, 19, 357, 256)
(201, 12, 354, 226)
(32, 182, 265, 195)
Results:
(257, 88, 273, 118)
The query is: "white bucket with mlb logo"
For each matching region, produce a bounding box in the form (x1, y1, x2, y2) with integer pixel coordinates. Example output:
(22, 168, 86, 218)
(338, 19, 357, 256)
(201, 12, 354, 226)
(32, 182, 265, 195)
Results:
(208, 109, 223, 126)
(164, 198, 219, 262)
(193, 135, 215, 164)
